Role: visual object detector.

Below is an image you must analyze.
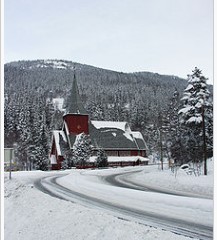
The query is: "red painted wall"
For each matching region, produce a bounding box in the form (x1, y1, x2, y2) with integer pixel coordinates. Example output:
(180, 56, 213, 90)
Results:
(63, 114, 89, 135)
(130, 150, 139, 156)
(141, 150, 147, 157)
(51, 140, 56, 155)
(51, 154, 64, 170)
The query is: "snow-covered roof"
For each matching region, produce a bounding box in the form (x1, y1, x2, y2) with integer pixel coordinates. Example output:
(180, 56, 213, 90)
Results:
(131, 131, 147, 150)
(53, 130, 67, 156)
(89, 122, 141, 150)
(131, 131, 143, 140)
(91, 121, 130, 132)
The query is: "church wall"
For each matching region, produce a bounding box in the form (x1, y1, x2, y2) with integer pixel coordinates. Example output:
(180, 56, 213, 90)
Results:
(140, 150, 147, 157)
(63, 114, 89, 135)
(130, 150, 139, 156)
(51, 156, 63, 170)
(105, 150, 119, 156)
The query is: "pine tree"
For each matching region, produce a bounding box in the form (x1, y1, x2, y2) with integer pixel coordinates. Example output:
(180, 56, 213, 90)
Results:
(178, 67, 213, 174)
(72, 133, 92, 167)
(167, 90, 185, 165)
(5, 95, 21, 147)
(96, 148, 108, 168)
(34, 125, 49, 171)
(17, 96, 33, 170)
(60, 135, 74, 169)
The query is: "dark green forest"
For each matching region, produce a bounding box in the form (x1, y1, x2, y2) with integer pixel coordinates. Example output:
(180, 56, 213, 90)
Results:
(4, 59, 213, 169)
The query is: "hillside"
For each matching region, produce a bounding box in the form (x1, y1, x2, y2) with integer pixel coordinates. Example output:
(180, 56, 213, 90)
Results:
(4, 59, 188, 119)
(4, 59, 213, 157)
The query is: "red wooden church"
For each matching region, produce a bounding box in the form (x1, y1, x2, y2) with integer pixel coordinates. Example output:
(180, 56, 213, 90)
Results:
(50, 75, 148, 170)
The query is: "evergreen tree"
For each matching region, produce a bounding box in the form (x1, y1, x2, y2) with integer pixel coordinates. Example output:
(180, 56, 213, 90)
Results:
(60, 135, 74, 169)
(166, 90, 184, 165)
(72, 133, 92, 167)
(96, 148, 108, 168)
(17, 96, 32, 170)
(178, 67, 213, 174)
(30, 96, 49, 170)
(34, 125, 49, 171)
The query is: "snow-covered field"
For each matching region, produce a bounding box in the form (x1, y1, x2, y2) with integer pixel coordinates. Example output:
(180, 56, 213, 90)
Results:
(4, 160, 214, 240)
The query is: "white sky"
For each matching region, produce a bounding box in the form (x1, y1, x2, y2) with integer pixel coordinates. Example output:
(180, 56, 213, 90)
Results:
(4, 0, 213, 82)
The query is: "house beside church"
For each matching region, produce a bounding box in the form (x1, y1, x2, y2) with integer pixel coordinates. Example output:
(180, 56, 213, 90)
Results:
(50, 75, 148, 170)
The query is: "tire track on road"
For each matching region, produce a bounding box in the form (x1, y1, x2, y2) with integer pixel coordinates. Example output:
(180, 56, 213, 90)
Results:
(34, 173, 213, 240)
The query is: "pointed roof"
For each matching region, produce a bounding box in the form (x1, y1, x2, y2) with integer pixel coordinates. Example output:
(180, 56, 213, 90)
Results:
(66, 72, 88, 115)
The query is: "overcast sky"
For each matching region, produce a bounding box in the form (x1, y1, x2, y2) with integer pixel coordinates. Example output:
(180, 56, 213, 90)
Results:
(4, 0, 213, 83)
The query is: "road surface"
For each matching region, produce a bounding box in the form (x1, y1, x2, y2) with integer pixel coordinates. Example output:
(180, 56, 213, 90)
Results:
(34, 169, 213, 240)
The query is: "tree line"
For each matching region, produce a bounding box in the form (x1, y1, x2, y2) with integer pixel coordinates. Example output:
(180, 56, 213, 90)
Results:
(4, 60, 213, 172)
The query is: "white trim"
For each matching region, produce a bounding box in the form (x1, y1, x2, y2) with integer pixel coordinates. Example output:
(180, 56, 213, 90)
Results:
(64, 120, 70, 135)
(52, 130, 67, 156)
(63, 121, 72, 149)
(50, 154, 57, 164)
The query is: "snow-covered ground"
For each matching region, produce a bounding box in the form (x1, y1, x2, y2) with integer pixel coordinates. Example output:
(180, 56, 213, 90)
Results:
(4, 160, 213, 240)
(117, 162, 213, 198)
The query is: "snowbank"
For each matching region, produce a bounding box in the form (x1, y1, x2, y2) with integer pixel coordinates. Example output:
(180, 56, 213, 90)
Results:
(122, 163, 213, 198)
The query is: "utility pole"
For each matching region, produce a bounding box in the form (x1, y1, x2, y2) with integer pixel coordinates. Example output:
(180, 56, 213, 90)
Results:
(159, 128, 163, 170)
(158, 113, 163, 170)
(9, 149, 12, 180)
(201, 102, 207, 175)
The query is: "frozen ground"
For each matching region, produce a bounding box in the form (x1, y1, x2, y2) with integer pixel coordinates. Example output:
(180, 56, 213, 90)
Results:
(4, 160, 213, 240)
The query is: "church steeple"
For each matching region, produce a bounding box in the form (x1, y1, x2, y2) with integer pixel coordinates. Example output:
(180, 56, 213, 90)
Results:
(66, 72, 87, 115)
(63, 72, 89, 136)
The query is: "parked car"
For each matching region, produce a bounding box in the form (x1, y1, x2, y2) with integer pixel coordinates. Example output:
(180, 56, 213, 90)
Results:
(180, 164, 190, 171)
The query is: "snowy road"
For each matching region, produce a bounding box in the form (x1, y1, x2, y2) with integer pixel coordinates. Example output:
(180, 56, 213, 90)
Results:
(34, 169, 213, 240)
(104, 170, 212, 199)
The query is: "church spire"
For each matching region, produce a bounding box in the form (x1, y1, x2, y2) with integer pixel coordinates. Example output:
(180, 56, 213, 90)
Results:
(66, 72, 87, 115)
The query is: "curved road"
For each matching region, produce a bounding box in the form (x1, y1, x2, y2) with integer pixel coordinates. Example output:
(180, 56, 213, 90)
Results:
(103, 170, 212, 199)
(34, 170, 213, 240)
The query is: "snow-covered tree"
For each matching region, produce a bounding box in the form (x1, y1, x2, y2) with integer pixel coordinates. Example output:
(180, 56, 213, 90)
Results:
(86, 101, 104, 120)
(168, 89, 180, 138)
(166, 90, 185, 165)
(72, 133, 92, 167)
(17, 96, 33, 170)
(179, 68, 211, 125)
(96, 148, 108, 168)
(34, 125, 49, 171)
(4, 95, 20, 147)
(59, 135, 74, 169)
(178, 67, 213, 174)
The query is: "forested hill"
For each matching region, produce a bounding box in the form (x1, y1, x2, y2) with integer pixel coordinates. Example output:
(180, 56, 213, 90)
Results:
(4, 59, 188, 114)
(4, 59, 213, 156)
